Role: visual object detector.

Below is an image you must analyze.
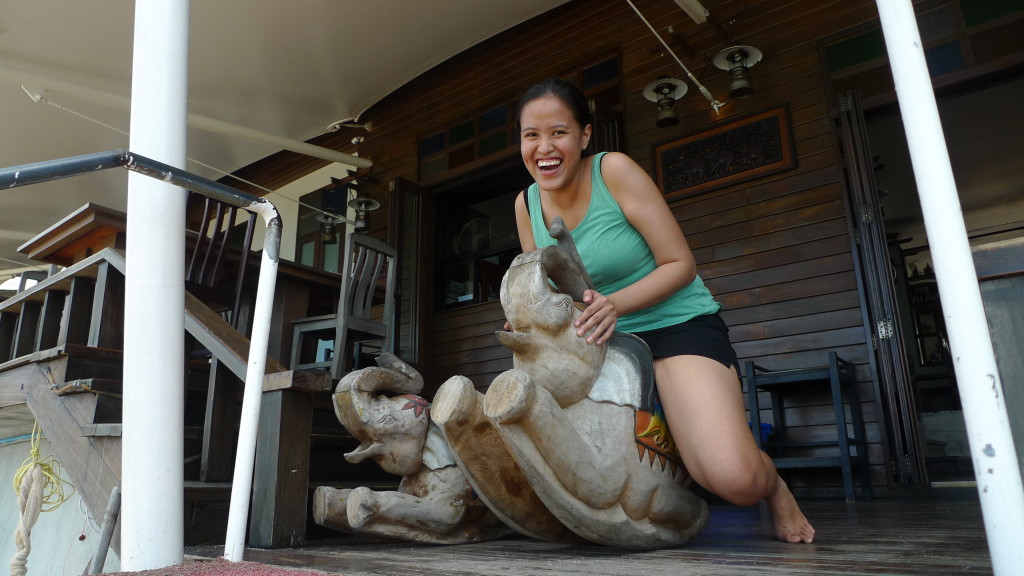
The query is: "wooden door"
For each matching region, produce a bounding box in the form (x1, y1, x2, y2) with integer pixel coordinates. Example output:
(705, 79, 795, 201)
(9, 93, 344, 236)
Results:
(390, 177, 428, 366)
(837, 90, 925, 485)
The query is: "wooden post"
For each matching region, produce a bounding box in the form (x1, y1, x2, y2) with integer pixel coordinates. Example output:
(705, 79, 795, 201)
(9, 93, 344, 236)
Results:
(13, 302, 41, 357)
(87, 486, 121, 575)
(0, 311, 16, 362)
(35, 289, 66, 351)
(249, 390, 312, 548)
(200, 359, 243, 482)
(58, 277, 94, 346)
(88, 261, 124, 349)
(248, 370, 330, 548)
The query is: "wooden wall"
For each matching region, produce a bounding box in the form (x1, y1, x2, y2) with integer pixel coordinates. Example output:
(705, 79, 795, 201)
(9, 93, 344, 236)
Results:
(237, 0, 895, 493)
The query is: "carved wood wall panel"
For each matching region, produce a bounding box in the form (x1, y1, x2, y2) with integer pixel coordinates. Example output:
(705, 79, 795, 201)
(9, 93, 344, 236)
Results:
(654, 106, 796, 201)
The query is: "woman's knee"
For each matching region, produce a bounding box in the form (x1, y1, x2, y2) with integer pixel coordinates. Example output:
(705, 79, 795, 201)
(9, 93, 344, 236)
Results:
(696, 453, 774, 506)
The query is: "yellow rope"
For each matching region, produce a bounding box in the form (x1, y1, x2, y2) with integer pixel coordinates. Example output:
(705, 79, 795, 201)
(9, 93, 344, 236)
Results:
(12, 422, 75, 512)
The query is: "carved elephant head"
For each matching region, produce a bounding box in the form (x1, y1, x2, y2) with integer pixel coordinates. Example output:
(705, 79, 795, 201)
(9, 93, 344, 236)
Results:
(332, 354, 429, 476)
(495, 218, 606, 407)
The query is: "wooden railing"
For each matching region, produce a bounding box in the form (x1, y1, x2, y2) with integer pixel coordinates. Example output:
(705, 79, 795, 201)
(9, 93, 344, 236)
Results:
(0, 244, 339, 550)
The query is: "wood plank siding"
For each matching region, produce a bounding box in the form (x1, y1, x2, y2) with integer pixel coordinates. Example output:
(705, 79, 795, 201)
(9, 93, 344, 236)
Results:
(230, 0, 905, 494)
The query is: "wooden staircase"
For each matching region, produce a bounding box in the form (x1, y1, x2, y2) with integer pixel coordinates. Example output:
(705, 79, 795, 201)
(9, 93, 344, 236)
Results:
(0, 247, 319, 552)
(1, 249, 128, 551)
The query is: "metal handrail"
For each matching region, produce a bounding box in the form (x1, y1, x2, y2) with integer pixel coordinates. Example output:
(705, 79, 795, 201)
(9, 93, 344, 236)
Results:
(0, 149, 280, 561)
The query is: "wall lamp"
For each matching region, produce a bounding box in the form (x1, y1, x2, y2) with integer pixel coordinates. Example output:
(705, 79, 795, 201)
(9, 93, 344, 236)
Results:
(347, 181, 380, 232)
(713, 45, 763, 98)
(315, 173, 380, 243)
(643, 76, 689, 127)
(316, 213, 339, 244)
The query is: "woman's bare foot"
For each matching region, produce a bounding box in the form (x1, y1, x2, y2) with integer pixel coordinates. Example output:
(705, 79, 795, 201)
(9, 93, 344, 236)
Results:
(767, 476, 815, 543)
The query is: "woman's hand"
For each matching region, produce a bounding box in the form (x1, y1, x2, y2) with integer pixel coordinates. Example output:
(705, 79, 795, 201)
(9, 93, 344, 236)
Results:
(575, 289, 617, 345)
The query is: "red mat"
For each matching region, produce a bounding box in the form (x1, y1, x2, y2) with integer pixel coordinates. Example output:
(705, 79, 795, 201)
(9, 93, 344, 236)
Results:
(97, 558, 332, 576)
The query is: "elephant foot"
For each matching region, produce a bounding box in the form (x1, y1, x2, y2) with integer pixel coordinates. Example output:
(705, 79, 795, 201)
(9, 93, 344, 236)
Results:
(347, 486, 379, 530)
(483, 369, 534, 424)
(432, 375, 481, 429)
(312, 486, 352, 532)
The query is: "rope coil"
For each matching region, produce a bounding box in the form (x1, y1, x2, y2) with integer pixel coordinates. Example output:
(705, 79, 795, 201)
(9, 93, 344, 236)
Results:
(10, 422, 75, 576)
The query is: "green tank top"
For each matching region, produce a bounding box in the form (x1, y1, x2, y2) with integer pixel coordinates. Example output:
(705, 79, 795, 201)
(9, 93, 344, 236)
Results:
(527, 152, 721, 332)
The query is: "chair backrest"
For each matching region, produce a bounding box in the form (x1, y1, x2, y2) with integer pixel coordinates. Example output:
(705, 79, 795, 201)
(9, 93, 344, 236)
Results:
(330, 232, 398, 378)
(185, 192, 257, 329)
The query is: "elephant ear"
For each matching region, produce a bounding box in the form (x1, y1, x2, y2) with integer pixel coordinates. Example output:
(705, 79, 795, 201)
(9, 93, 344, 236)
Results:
(496, 330, 535, 355)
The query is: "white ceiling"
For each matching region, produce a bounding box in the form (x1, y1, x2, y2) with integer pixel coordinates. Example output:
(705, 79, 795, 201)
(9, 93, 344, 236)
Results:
(870, 75, 1024, 250)
(0, 0, 571, 276)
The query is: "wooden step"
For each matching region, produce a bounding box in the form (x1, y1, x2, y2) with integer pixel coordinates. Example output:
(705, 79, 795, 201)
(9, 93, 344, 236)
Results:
(184, 481, 233, 503)
(81, 423, 122, 437)
(53, 377, 122, 396)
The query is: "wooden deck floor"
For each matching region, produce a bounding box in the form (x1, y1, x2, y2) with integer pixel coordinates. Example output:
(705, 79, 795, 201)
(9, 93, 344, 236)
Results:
(187, 493, 993, 575)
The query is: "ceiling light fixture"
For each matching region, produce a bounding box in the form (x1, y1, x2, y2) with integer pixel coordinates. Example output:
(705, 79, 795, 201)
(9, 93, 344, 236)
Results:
(316, 213, 339, 245)
(643, 76, 689, 127)
(626, 0, 726, 115)
(347, 183, 380, 232)
(713, 45, 763, 98)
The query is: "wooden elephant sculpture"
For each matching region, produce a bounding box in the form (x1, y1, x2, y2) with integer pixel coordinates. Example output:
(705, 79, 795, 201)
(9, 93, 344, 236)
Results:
(311, 354, 511, 544)
(433, 218, 708, 549)
(314, 217, 706, 548)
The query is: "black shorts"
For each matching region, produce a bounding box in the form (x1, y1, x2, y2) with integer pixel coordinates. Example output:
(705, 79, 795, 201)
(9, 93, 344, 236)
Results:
(631, 312, 740, 372)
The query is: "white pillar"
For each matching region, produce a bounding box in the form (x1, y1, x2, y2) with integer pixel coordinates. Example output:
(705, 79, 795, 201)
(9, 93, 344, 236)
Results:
(875, 2, 1024, 573)
(223, 215, 280, 561)
(120, 0, 189, 570)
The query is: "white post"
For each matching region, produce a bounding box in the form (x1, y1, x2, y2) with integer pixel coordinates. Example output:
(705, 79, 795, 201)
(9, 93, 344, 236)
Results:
(223, 212, 280, 562)
(875, 2, 1024, 574)
(121, 0, 189, 570)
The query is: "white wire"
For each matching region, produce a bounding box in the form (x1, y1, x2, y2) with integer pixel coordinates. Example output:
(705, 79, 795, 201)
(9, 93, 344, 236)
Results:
(625, 0, 726, 114)
(33, 96, 354, 223)
(78, 494, 100, 533)
(0, 256, 47, 269)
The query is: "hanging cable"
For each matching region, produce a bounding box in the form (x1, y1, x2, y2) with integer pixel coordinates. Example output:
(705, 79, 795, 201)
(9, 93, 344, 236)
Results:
(23, 88, 357, 225)
(625, 0, 726, 114)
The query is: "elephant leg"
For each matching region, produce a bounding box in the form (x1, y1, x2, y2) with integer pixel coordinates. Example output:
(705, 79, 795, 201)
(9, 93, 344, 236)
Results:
(344, 485, 468, 541)
(484, 370, 709, 548)
(312, 486, 355, 533)
(483, 369, 628, 510)
(433, 375, 580, 543)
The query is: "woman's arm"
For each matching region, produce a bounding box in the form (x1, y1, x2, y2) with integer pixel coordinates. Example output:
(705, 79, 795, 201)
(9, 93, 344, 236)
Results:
(514, 190, 538, 252)
(573, 152, 698, 344)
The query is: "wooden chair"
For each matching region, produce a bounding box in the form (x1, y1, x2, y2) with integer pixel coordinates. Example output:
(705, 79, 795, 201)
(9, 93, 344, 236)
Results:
(290, 232, 397, 377)
(745, 352, 872, 502)
(185, 192, 257, 330)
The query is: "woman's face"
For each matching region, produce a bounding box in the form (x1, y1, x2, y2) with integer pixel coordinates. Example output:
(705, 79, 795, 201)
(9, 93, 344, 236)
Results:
(519, 95, 592, 193)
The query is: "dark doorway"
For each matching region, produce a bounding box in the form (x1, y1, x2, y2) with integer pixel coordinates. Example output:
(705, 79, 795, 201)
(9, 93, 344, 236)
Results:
(865, 74, 1024, 484)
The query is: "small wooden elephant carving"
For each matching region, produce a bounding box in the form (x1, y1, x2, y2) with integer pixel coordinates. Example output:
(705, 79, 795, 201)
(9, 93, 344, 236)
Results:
(311, 354, 511, 544)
